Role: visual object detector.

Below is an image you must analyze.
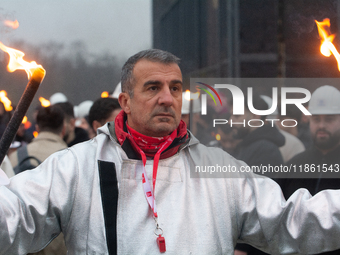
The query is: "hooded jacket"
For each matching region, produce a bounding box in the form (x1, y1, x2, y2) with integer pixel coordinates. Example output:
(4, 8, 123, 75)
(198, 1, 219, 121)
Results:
(1, 123, 340, 254)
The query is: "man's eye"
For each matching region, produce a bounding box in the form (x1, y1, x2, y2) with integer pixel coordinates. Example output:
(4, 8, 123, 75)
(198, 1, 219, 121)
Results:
(149, 86, 158, 91)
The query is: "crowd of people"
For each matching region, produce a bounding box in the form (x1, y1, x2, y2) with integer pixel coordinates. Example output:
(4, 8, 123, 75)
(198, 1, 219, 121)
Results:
(1, 49, 340, 254)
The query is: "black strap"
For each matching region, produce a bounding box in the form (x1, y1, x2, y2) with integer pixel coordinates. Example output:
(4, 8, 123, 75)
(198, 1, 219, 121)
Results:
(98, 160, 118, 255)
(14, 145, 42, 174)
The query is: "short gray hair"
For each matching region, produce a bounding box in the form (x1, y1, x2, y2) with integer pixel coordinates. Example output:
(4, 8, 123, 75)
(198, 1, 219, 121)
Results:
(121, 49, 180, 97)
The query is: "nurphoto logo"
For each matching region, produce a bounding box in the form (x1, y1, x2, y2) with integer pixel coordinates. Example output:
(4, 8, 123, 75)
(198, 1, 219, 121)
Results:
(189, 78, 324, 129)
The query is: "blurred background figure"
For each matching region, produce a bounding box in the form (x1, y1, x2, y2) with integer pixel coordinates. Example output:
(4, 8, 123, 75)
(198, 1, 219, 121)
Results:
(74, 100, 94, 138)
(9, 104, 67, 173)
(88, 97, 121, 137)
(55, 102, 90, 147)
(230, 94, 284, 167)
(261, 95, 305, 163)
(281, 85, 340, 194)
(278, 103, 312, 149)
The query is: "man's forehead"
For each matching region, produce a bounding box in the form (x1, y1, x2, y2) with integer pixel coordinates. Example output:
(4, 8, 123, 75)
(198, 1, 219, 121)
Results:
(311, 114, 340, 119)
(133, 59, 182, 77)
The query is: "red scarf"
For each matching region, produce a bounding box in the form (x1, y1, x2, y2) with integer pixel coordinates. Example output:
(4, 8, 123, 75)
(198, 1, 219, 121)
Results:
(115, 110, 188, 159)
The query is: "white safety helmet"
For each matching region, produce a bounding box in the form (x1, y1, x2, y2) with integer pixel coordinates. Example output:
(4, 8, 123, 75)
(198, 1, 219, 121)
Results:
(308, 85, 340, 115)
(111, 82, 122, 99)
(74, 100, 93, 118)
(49, 92, 67, 105)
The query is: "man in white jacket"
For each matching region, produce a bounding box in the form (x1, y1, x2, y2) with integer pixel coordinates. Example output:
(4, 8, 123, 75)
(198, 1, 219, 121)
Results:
(1, 49, 340, 254)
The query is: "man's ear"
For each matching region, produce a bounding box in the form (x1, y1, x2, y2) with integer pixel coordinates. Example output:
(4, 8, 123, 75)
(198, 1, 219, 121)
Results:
(92, 120, 102, 133)
(61, 123, 66, 138)
(118, 92, 131, 114)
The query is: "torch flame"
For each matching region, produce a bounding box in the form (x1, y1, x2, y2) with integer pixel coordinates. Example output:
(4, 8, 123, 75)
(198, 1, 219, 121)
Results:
(0, 42, 44, 80)
(3, 20, 19, 30)
(315, 18, 340, 71)
(0, 90, 13, 111)
(22, 116, 27, 124)
(39, 97, 51, 107)
(101, 91, 109, 98)
(33, 131, 38, 138)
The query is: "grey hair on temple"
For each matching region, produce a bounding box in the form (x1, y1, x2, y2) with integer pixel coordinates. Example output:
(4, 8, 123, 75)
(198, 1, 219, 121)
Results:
(120, 49, 180, 97)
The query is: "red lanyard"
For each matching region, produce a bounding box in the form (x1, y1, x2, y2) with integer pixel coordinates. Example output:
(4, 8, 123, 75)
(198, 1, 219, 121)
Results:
(127, 130, 176, 253)
(128, 130, 176, 217)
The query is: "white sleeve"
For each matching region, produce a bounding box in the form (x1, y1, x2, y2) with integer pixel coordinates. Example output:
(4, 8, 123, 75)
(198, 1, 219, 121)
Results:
(0, 149, 78, 254)
(234, 174, 340, 254)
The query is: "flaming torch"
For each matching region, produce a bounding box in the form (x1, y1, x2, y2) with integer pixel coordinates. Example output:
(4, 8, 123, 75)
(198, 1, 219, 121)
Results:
(0, 42, 45, 165)
(315, 18, 340, 71)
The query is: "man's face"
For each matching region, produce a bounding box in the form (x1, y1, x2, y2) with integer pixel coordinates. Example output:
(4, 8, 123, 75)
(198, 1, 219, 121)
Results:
(309, 114, 340, 152)
(121, 59, 183, 137)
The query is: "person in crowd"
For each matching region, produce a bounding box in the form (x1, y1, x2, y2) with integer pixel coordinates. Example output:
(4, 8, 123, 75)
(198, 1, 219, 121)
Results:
(261, 95, 305, 163)
(9, 105, 67, 170)
(3, 50, 340, 254)
(74, 100, 94, 138)
(88, 97, 121, 136)
(55, 101, 90, 147)
(280, 85, 340, 196)
(278, 103, 312, 149)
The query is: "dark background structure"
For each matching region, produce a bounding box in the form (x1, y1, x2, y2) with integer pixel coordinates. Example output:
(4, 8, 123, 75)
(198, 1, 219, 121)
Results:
(153, 0, 340, 84)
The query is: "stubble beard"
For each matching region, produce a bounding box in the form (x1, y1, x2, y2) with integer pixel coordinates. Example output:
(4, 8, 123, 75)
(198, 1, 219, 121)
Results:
(314, 129, 340, 151)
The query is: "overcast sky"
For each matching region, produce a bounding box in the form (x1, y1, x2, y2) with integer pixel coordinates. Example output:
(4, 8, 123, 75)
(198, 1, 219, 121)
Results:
(0, 0, 152, 61)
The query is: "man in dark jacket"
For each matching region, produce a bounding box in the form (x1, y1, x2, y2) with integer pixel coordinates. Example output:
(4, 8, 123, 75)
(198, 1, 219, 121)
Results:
(55, 102, 90, 147)
(280, 85, 340, 196)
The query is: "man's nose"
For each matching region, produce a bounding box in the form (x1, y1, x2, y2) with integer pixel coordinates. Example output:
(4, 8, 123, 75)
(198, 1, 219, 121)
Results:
(318, 120, 326, 129)
(158, 87, 173, 106)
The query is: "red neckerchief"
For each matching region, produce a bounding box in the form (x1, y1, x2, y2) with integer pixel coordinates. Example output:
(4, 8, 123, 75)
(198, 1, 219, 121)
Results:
(115, 110, 188, 159)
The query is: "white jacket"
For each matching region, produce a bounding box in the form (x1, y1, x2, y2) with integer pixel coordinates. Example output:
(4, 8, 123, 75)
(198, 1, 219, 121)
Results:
(1, 122, 340, 254)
